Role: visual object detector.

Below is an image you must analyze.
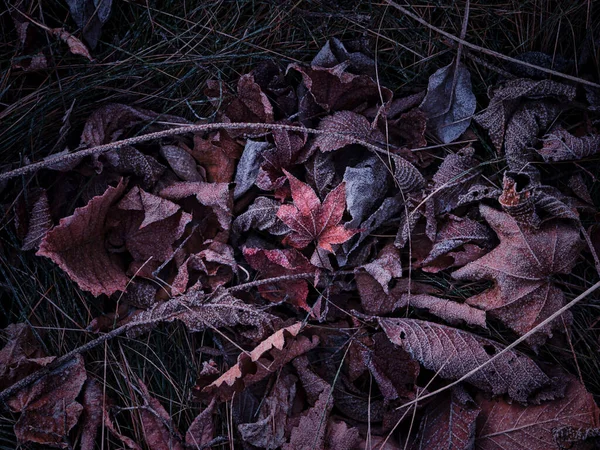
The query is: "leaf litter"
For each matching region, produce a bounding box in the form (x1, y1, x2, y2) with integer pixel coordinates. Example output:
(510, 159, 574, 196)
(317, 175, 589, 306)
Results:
(2, 28, 600, 450)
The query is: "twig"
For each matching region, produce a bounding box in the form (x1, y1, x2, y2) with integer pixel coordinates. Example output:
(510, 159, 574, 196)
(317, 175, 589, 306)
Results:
(0, 270, 336, 405)
(384, 0, 600, 89)
(395, 278, 600, 411)
(0, 122, 398, 183)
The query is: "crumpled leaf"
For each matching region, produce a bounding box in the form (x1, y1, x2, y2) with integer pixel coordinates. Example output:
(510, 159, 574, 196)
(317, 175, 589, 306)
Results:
(277, 170, 357, 252)
(233, 196, 289, 236)
(79, 379, 104, 450)
(398, 294, 487, 328)
(312, 37, 375, 75)
(22, 190, 52, 251)
(192, 130, 243, 183)
(234, 139, 271, 198)
(393, 154, 426, 193)
(410, 388, 480, 450)
(101, 146, 166, 189)
(453, 205, 583, 348)
(344, 156, 389, 227)
(238, 372, 297, 449)
(130, 291, 277, 340)
(202, 323, 319, 401)
(37, 180, 129, 296)
(66, 0, 112, 49)
(379, 318, 552, 403)
(159, 181, 232, 231)
(8, 356, 87, 448)
(538, 127, 600, 162)
(283, 356, 333, 450)
(311, 110, 383, 153)
(326, 419, 361, 450)
(136, 379, 185, 450)
(419, 61, 476, 143)
(305, 150, 336, 196)
(185, 398, 216, 448)
(360, 244, 402, 294)
(475, 376, 600, 449)
(159, 143, 203, 181)
(474, 79, 576, 174)
(243, 246, 315, 310)
(431, 147, 481, 214)
(50, 28, 93, 61)
(225, 73, 274, 124)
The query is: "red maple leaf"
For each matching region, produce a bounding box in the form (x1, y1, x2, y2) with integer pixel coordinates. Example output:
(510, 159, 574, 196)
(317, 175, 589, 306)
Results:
(276, 169, 357, 252)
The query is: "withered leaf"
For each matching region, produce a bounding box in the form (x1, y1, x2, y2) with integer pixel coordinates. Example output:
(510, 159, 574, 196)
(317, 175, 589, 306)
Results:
(233, 196, 288, 237)
(136, 379, 185, 450)
(185, 398, 216, 447)
(360, 244, 402, 294)
(475, 376, 600, 450)
(117, 186, 180, 228)
(326, 419, 361, 450)
(312, 37, 375, 75)
(79, 379, 104, 450)
(22, 189, 52, 251)
(419, 61, 476, 143)
(37, 180, 129, 297)
(101, 146, 165, 189)
(344, 156, 389, 227)
(234, 139, 270, 198)
(453, 205, 583, 348)
(51, 28, 93, 61)
(277, 170, 357, 252)
(66, 0, 112, 49)
(192, 130, 242, 183)
(538, 127, 600, 162)
(311, 110, 383, 153)
(398, 294, 487, 328)
(226, 73, 274, 124)
(243, 246, 315, 310)
(202, 323, 319, 401)
(159, 143, 203, 181)
(410, 388, 480, 450)
(379, 318, 552, 403)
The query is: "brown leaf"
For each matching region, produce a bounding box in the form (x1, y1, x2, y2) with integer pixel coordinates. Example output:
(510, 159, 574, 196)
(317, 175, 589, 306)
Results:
(37, 180, 129, 297)
(185, 398, 216, 447)
(475, 376, 600, 450)
(243, 246, 315, 310)
(311, 110, 383, 152)
(9, 356, 87, 448)
(360, 244, 402, 294)
(452, 205, 583, 348)
(398, 294, 487, 328)
(192, 130, 243, 183)
(277, 170, 357, 252)
(326, 419, 361, 450)
(202, 323, 319, 401)
(22, 190, 52, 251)
(136, 379, 185, 450)
(379, 318, 552, 403)
(538, 127, 600, 162)
(410, 388, 480, 450)
(51, 28, 93, 61)
(159, 143, 204, 181)
(238, 372, 297, 448)
(225, 73, 274, 124)
(79, 379, 104, 450)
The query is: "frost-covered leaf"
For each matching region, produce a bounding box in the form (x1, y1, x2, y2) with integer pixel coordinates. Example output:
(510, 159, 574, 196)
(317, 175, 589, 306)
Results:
(360, 244, 402, 294)
(192, 130, 242, 183)
(379, 318, 552, 403)
(420, 61, 476, 143)
(277, 170, 357, 252)
(410, 388, 479, 450)
(453, 205, 583, 348)
(66, 0, 112, 49)
(311, 110, 383, 152)
(398, 294, 487, 328)
(225, 73, 274, 124)
(37, 181, 129, 296)
(159, 144, 203, 181)
(234, 139, 270, 198)
(538, 127, 600, 162)
(185, 399, 216, 448)
(233, 197, 288, 236)
(344, 156, 388, 227)
(475, 377, 600, 449)
(22, 190, 52, 251)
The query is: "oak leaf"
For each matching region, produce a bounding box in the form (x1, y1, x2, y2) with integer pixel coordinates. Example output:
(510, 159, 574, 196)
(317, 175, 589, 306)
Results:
(452, 205, 583, 348)
(277, 170, 357, 252)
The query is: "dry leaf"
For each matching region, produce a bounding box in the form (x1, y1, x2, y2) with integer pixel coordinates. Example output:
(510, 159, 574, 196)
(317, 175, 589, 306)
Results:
(379, 318, 552, 403)
(65, 0, 112, 49)
(22, 190, 52, 251)
(311, 110, 383, 152)
(538, 127, 600, 162)
(185, 398, 216, 448)
(398, 294, 487, 328)
(453, 205, 583, 348)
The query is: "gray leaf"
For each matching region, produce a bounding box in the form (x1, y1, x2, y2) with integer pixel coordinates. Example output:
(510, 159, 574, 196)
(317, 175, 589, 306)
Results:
(234, 140, 270, 199)
(343, 157, 388, 227)
(159, 144, 203, 181)
(233, 197, 289, 236)
(420, 61, 476, 144)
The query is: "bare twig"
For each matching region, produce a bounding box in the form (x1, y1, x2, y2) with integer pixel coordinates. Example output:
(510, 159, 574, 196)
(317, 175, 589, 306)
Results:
(384, 0, 600, 89)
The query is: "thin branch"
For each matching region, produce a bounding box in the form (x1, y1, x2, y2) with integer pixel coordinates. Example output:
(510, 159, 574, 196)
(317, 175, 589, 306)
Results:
(385, 0, 600, 89)
(0, 122, 397, 183)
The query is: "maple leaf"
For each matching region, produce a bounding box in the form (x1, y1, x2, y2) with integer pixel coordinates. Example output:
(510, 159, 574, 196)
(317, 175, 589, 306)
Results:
(452, 204, 583, 348)
(276, 169, 357, 252)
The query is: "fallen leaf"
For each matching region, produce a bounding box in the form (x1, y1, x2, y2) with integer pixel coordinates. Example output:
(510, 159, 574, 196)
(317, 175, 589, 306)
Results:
(475, 376, 600, 449)
(51, 28, 93, 61)
(379, 318, 552, 403)
(37, 180, 129, 296)
(419, 61, 476, 143)
(538, 127, 600, 162)
(312, 37, 375, 75)
(311, 110, 383, 153)
(192, 130, 243, 183)
(159, 143, 204, 181)
(398, 294, 487, 328)
(326, 419, 361, 450)
(225, 73, 274, 124)
(233, 196, 289, 236)
(79, 379, 104, 450)
(452, 204, 583, 348)
(234, 139, 271, 198)
(185, 399, 216, 447)
(277, 170, 357, 252)
(65, 0, 112, 49)
(22, 190, 52, 251)
(344, 156, 389, 227)
(410, 387, 480, 450)
(360, 244, 402, 294)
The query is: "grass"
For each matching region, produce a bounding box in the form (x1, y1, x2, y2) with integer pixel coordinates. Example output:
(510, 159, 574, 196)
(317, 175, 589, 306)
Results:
(2, 0, 600, 448)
